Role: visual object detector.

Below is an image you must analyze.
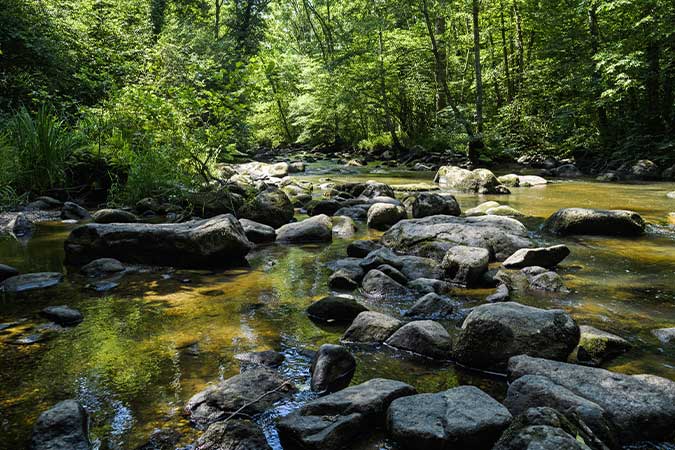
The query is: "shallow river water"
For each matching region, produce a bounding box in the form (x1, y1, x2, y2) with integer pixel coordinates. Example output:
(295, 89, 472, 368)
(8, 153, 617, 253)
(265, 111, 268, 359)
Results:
(1, 164, 674, 449)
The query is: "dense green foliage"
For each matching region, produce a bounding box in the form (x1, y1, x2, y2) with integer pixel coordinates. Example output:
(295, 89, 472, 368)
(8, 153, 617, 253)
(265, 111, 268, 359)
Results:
(0, 0, 673, 200)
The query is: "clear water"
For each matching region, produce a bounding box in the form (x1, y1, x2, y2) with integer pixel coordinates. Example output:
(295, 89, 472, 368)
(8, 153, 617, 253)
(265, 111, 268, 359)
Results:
(1, 163, 674, 448)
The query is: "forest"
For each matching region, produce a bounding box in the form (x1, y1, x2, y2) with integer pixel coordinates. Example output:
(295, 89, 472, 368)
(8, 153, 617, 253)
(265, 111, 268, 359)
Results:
(1, 0, 673, 205)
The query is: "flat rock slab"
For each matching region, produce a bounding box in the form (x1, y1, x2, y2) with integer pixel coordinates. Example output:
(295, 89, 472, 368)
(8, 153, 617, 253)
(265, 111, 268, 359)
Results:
(1, 272, 64, 293)
(508, 355, 675, 443)
(387, 386, 512, 450)
(454, 302, 579, 370)
(41, 306, 83, 326)
(502, 245, 570, 269)
(65, 214, 252, 268)
(185, 367, 296, 427)
(543, 208, 645, 236)
(380, 215, 531, 261)
(277, 378, 416, 450)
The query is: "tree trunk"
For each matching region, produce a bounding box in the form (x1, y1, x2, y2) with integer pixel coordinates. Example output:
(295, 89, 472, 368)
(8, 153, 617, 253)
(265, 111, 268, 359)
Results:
(435, 16, 448, 111)
(512, 0, 524, 92)
(499, 0, 512, 101)
(645, 41, 661, 133)
(472, 0, 483, 133)
(588, 3, 609, 144)
(215, 0, 222, 39)
(378, 26, 403, 150)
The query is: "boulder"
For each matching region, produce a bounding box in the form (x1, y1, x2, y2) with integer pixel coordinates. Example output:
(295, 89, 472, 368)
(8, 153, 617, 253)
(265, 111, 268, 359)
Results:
(26, 196, 62, 210)
(385, 320, 452, 359)
(7, 212, 34, 237)
(360, 248, 444, 280)
(454, 302, 579, 370)
(518, 175, 548, 186)
(508, 355, 675, 443)
(441, 245, 490, 286)
(361, 269, 413, 300)
(239, 188, 294, 228)
(328, 270, 359, 290)
(1, 272, 64, 293)
(80, 258, 125, 277)
(136, 197, 160, 214)
(185, 367, 296, 427)
(381, 215, 531, 261)
(135, 428, 181, 450)
(91, 209, 137, 224)
(239, 218, 276, 243)
(493, 407, 607, 450)
(503, 245, 570, 269)
(41, 306, 83, 326)
(496, 267, 570, 294)
(465, 201, 501, 217)
(529, 271, 570, 293)
(276, 215, 332, 243)
(30, 400, 90, 450)
(310, 344, 356, 394)
(552, 164, 582, 178)
(309, 199, 342, 216)
(367, 203, 407, 230)
(405, 293, 457, 319)
(277, 378, 416, 450)
(326, 258, 364, 282)
(543, 208, 645, 236)
(190, 187, 244, 217)
(331, 216, 356, 239)
(65, 214, 252, 268)
(434, 166, 510, 194)
(404, 193, 460, 218)
(486, 284, 510, 303)
(334, 206, 367, 220)
(498, 174, 520, 187)
(504, 375, 618, 447)
(375, 264, 408, 285)
(306, 296, 368, 324)
(61, 202, 90, 220)
(407, 278, 453, 296)
(576, 325, 631, 365)
(627, 159, 660, 180)
(652, 327, 675, 347)
(387, 386, 512, 450)
(194, 419, 270, 450)
(234, 350, 285, 369)
(341, 311, 402, 343)
(0, 263, 19, 282)
(359, 182, 396, 199)
(485, 205, 524, 217)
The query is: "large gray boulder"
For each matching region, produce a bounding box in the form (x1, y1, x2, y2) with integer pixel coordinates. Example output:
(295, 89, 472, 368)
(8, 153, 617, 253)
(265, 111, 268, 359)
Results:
(381, 215, 531, 261)
(367, 203, 407, 230)
(184, 367, 295, 427)
(31, 400, 90, 450)
(508, 355, 675, 443)
(359, 182, 396, 199)
(502, 245, 570, 269)
(493, 407, 608, 450)
(238, 218, 276, 243)
(194, 419, 271, 450)
(64, 214, 252, 268)
(441, 245, 490, 286)
(454, 302, 579, 370)
(239, 188, 294, 228)
(504, 375, 618, 447)
(385, 320, 452, 359)
(276, 215, 332, 243)
(387, 386, 512, 450)
(341, 311, 402, 343)
(1, 272, 64, 293)
(310, 344, 356, 394)
(543, 208, 645, 236)
(404, 193, 460, 218)
(277, 378, 416, 450)
(434, 166, 510, 194)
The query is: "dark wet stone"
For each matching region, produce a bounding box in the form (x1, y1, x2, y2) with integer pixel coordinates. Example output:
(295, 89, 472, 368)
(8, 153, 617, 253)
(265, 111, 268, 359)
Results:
(41, 306, 83, 326)
(502, 245, 570, 269)
(341, 311, 402, 344)
(87, 280, 119, 292)
(239, 218, 276, 244)
(385, 320, 452, 360)
(1, 272, 64, 293)
(346, 240, 382, 258)
(81, 258, 125, 277)
(309, 199, 342, 216)
(307, 296, 368, 324)
(361, 269, 413, 300)
(576, 325, 631, 365)
(543, 208, 645, 236)
(441, 245, 490, 287)
(310, 344, 356, 394)
(276, 215, 332, 243)
(0, 263, 19, 282)
(375, 264, 408, 285)
(194, 419, 270, 450)
(30, 399, 90, 450)
(92, 208, 138, 224)
(240, 188, 295, 228)
(61, 202, 90, 220)
(234, 350, 285, 369)
(135, 428, 182, 450)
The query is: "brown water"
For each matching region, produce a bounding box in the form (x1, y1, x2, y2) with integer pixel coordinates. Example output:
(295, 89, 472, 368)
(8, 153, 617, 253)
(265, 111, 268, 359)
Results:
(1, 164, 674, 449)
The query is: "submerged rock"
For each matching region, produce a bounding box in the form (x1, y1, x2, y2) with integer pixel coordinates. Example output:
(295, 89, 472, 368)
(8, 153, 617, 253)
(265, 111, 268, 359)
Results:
(502, 244, 570, 269)
(434, 166, 510, 194)
(381, 215, 531, 261)
(194, 419, 270, 450)
(276, 214, 332, 243)
(508, 355, 675, 443)
(306, 296, 368, 324)
(341, 311, 402, 344)
(41, 306, 83, 326)
(234, 350, 285, 369)
(92, 209, 137, 224)
(652, 327, 675, 347)
(31, 399, 91, 450)
(465, 201, 501, 217)
(454, 302, 579, 370)
(387, 386, 512, 450)
(310, 344, 356, 394)
(576, 325, 631, 365)
(277, 378, 416, 450)
(543, 208, 645, 236)
(1, 272, 64, 293)
(65, 214, 252, 268)
(185, 367, 295, 427)
(238, 218, 276, 243)
(385, 320, 452, 359)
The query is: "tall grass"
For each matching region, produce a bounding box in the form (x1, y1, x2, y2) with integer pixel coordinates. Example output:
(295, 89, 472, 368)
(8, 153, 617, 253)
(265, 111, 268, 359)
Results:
(2, 105, 82, 194)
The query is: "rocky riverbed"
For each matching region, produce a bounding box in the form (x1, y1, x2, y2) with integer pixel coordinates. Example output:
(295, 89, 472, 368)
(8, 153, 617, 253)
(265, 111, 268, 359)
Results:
(1, 161, 674, 449)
